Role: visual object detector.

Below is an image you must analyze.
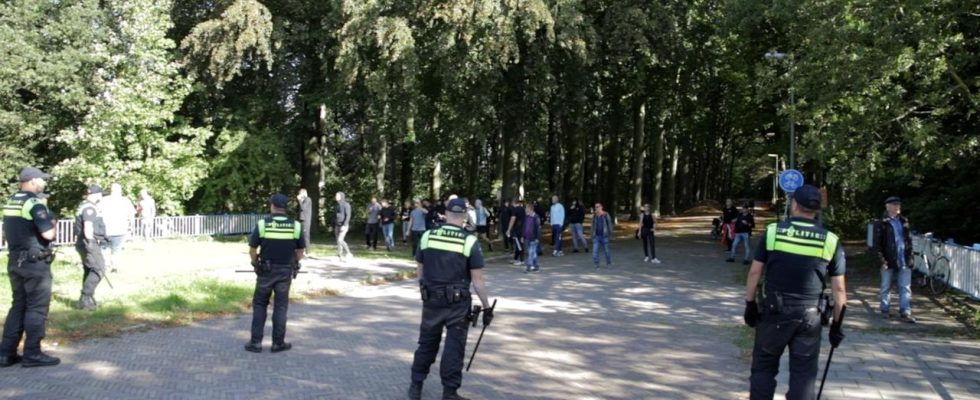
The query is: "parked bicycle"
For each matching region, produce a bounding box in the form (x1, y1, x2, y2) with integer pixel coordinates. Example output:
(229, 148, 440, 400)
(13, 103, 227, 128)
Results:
(912, 233, 952, 295)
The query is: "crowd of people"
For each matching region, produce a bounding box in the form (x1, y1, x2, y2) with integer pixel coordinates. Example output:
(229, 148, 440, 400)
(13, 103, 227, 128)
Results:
(320, 192, 669, 272)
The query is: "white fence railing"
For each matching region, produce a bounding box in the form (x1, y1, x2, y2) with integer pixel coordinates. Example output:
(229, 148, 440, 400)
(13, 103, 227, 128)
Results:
(1, 214, 265, 249)
(912, 235, 980, 300)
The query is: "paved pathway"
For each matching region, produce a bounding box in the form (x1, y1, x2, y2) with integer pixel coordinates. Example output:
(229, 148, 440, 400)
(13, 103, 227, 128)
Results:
(1, 232, 978, 399)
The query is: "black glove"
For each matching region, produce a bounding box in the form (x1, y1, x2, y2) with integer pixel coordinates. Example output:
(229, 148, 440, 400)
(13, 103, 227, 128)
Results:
(482, 307, 494, 326)
(744, 300, 759, 328)
(292, 262, 301, 279)
(829, 322, 845, 348)
(251, 259, 260, 274)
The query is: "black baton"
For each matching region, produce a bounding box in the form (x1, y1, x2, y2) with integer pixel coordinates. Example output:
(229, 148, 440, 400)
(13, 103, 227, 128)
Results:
(818, 305, 847, 400)
(466, 299, 496, 372)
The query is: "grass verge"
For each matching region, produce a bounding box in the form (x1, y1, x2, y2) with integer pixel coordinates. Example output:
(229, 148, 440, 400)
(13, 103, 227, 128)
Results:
(1, 255, 254, 344)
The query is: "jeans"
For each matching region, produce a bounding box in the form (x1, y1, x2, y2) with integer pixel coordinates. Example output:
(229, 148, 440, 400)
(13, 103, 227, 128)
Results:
(0, 260, 53, 357)
(880, 267, 912, 316)
(750, 306, 822, 400)
(730, 233, 751, 261)
(526, 240, 540, 269)
(570, 223, 586, 250)
(382, 223, 395, 250)
(551, 225, 563, 252)
(593, 236, 611, 265)
(402, 222, 411, 242)
(250, 270, 292, 344)
(336, 225, 351, 258)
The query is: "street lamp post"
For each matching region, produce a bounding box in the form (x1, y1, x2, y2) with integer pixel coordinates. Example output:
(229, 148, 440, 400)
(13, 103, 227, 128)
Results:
(766, 51, 795, 219)
(767, 154, 779, 206)
(765, 51, 795, 170)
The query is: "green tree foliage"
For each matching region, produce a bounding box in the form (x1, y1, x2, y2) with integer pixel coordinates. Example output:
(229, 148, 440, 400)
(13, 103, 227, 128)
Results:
(1, 0, 976, 241)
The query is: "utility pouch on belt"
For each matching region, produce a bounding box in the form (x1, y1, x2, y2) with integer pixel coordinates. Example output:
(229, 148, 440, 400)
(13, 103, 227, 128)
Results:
(818, 292, 833, 326)
(765, 291, 784, 314)
(420, 287, 430, 301)
(450, 287, 463, 303)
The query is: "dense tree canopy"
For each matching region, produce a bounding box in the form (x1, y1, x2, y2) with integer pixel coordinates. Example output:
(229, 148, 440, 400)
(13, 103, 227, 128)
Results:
(1, 0, 977, 241)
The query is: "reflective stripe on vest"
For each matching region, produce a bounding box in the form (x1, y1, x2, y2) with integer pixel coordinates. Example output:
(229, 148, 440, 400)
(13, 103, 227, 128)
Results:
(766, 222, 839, 261)
(258, 217, 301, 240)
(3, 196, 40, 220)
(420, 227, 478, 257)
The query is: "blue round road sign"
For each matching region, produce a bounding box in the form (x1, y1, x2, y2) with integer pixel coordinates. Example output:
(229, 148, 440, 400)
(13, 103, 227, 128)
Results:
(779, 169, 804, 192)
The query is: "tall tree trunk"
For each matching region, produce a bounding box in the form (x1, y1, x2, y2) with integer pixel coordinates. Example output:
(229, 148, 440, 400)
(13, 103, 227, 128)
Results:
(664, 139, 679, 215)
(375, 132, 387, 196)
(432, 157, 442, 200)
(302, 102, 326, 231)
(629, 99, 647, 219)
(606, 104, 624, 223)
(651, 120, 666, 217)
(399, 117, 415, 204)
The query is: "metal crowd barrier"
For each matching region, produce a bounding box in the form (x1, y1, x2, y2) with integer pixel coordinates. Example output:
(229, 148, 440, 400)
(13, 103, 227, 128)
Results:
(0, 214, 265, 249)
(911, 235, 980, 300)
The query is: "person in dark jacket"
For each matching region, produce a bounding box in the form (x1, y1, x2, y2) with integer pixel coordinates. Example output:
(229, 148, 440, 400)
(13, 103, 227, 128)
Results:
(874, 196, 916, 323)
(636, 204, 660, 264)
(506, 199, 526, 266)
(334, 192, 353, 262)
(568, 200, 587, 252)
(727, 204, 755, 264)
(522, 203, 542, 273)
(497, 200, 511, 251)
(722, 198, 738, 251)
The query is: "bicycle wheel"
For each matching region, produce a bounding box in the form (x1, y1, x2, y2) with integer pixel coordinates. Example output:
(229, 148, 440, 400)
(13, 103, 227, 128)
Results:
(929, 256, 952, 295)
(912, 253, 929, 289)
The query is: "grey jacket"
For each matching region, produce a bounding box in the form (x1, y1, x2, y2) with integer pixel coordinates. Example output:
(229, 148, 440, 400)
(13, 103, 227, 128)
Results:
(335, 201, 351, 227)
(590, 213, 613, 239)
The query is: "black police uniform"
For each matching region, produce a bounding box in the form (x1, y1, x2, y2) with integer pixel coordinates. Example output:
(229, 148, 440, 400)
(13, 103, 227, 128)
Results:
(247, 214, 305, 349)
(0, 191, 57, 364)
(411, 224, 484, 393)
(750, 217, 845, 400)
(75, 200, 107, 309)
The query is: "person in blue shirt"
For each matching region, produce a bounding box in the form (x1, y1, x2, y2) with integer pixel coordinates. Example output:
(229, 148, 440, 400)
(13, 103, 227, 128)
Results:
(874, 196, 915, 323)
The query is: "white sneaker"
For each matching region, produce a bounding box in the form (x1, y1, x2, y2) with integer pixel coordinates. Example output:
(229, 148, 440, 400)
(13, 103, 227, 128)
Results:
(552, 250, 557, 256)
(644, 257, 650, 262)
(512, 261, 523, 266)
(652, 258, 661, 264)
(558, 251, 564, 256)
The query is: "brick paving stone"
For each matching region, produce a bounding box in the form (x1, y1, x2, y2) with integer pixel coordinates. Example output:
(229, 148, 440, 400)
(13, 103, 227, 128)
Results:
(0, 234, 977, 399)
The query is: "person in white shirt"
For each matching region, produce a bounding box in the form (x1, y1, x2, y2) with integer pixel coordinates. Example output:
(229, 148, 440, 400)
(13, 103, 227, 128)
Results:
(137, 189, 156, 249)
(100, 183, 136, 271)
(549, 195, 566, 256)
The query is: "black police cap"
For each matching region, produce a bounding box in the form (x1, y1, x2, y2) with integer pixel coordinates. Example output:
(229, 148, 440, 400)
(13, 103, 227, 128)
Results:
(792, 185, 822, 210)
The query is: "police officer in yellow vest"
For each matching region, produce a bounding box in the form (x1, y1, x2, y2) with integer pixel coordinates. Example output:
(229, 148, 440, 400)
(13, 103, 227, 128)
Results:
(1, 167, 60, 368)
(408, 198, 491, 400)
(743, 185, 846, 399)
(244, 194, 305, 353)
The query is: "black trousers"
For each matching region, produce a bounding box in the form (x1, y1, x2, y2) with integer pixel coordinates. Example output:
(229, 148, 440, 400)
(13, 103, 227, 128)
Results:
(250, 270, 292, 344)
(76, 244, 106, 297)
(366, 223, 380, 249)
(0, 260, 52, 357)
(641, 231, 656, 258)
(411, 299, 471, 390)
(411, 230, 425, 257)
(750, 306, 822, 400)
(512, 237, 524, 261)
(300, 220, 312, 251)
